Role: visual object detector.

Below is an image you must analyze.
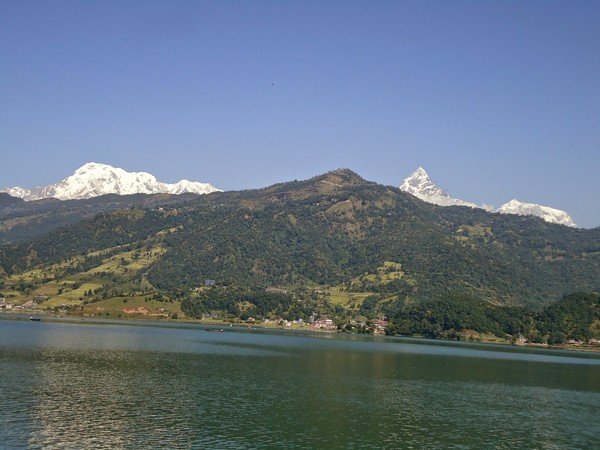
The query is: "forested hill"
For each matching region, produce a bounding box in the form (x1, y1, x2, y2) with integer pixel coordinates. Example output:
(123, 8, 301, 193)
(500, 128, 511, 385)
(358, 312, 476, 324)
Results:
(0, 191, 201, 244)
(1, 169, 598, 305)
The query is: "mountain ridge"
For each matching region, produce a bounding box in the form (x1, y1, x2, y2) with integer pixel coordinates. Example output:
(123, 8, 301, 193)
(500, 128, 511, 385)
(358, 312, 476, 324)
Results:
(399, 167, 577, 227)
(1, 162, 220, 201)
(399, 167, 484, 209)
(497, 199, 577, 228)
(1, 169, 597, 307)
(2, 163, 580, 227)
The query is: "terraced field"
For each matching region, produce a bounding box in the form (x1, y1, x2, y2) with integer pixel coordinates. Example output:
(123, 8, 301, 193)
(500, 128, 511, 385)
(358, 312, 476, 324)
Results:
(2, 243, 167, 311)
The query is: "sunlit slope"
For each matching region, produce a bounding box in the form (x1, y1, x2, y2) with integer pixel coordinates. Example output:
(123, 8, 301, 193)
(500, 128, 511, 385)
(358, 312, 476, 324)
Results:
(1, 169, 598, 306)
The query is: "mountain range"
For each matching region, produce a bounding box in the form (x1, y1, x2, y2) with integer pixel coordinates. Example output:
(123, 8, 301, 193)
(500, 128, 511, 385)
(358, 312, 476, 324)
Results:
(399, 167, 577, 227)
(1, 169, 598, 309)
(1, 162, 220, 201)
(2, 162, 581, 228)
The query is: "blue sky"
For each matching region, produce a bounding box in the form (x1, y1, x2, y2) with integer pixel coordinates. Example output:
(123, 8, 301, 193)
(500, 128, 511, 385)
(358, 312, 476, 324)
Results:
(1, 1, 599, 227)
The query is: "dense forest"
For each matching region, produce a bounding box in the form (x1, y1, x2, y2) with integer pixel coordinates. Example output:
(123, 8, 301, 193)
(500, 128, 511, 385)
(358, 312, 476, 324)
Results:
(176, 287, 598, 343)
(2, 170, 597, 304)
(384, 292, 599, 343)
(0, 191, 199, 244)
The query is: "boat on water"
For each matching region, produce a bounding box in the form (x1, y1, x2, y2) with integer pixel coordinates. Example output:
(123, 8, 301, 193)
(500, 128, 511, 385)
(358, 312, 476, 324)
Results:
(29, 317, 41, 322)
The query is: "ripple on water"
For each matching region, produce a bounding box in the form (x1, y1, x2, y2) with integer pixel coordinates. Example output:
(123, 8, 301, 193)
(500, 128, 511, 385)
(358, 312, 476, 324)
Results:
(0, 318, 599, 448)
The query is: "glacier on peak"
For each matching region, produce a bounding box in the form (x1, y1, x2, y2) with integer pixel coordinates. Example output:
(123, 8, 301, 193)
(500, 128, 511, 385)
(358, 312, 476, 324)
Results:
(399, 167, 577, 227)
(497, 199, 577, 227)
(1, 162, 220, 201)
(399, 167, 484, 209)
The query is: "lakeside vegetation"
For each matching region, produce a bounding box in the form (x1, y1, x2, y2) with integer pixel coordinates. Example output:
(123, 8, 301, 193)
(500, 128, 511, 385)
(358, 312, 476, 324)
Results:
(1, 241, 597, 346)
(385, 292, 599, 345)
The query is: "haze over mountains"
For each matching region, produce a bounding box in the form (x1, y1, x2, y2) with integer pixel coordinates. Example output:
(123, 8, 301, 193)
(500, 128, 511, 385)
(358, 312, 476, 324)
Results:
(399, 167, 577, 227)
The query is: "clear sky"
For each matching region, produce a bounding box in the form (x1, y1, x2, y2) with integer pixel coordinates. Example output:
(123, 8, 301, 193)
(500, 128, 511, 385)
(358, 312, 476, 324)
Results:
(1, 1, 599, 227)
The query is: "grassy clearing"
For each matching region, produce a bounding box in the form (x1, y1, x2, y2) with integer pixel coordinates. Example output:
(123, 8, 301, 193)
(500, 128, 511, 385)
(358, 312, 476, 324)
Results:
(4, 247, 163, 306)
(457, 224, 493, 238)
(2, 241, 172, 312)
(8, 255, 89, 283)
(350, 261, 405, 286)
(84, 247, 165, 276)
(82, 296, 181, 315)
(43, 282, 104, 307)
(31, 281, 62, 297)
(326, 286, 372, 307)
(1, 290, 28, 304)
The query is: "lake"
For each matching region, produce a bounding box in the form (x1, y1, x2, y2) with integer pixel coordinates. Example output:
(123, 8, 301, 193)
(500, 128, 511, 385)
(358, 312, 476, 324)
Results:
(1, 316, 599, 449)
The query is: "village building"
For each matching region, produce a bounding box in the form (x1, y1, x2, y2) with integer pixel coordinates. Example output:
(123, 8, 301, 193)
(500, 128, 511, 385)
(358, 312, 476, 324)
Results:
(311, 318, 337, 332)
(121, 306, 150, 316)
(372, 318, 389, 335)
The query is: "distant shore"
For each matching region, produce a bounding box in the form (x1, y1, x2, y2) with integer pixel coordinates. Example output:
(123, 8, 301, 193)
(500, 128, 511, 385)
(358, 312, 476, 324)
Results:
(2, 309, 599, 354)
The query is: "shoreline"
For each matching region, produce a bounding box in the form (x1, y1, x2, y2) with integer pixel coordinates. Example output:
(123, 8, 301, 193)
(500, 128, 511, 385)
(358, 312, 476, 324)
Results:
(2, 309, 599, 354)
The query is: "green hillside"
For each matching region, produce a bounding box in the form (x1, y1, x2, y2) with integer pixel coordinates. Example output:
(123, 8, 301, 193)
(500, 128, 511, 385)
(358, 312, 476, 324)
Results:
(1, 169, 599, 343)
(0, 191, 201, 244)
(1, 170, 598, 309)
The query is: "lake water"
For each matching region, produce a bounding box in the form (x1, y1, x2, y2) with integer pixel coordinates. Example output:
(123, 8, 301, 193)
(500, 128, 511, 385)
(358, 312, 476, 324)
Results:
(1, 316, 599, 449)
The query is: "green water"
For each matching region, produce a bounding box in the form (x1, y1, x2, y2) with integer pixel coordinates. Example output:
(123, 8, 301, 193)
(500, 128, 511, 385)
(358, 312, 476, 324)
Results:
(1, 316, 598, 449)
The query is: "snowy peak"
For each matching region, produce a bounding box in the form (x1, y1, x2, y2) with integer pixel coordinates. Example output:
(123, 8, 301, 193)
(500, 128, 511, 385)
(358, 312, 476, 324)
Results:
(497, 199, 577, 227)
(399, 167, 482, 209)
(400, 167, 448, 198)
(399, 166, 577, 227)
(2, 162, 220, 201)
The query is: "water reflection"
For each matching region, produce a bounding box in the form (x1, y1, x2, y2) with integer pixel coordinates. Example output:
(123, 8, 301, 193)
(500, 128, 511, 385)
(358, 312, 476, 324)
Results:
(0, 318, 598, 448)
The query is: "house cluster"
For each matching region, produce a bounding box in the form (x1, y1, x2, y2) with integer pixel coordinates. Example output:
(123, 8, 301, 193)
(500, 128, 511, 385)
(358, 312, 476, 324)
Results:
(567, 338, 600, 346)
(372, 318, 389, 335)
(121, 306, 150, 315)
(120, 306, 170, 317)
(0, 297, 11, 310)
(258, 317, 304, 327)
(311, 318, 337, 332)
(11, 300, 43, 311)
(516, 334, 600, 347)
(193, 280, 216, 291)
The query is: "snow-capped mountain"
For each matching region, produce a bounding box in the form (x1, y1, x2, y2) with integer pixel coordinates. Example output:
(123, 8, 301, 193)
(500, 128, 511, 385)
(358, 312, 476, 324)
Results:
(1, 162, 220, 201)
(399, 166, 577, 227)
(497, 199, 576, 227)
(399, 167, 484, 209)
